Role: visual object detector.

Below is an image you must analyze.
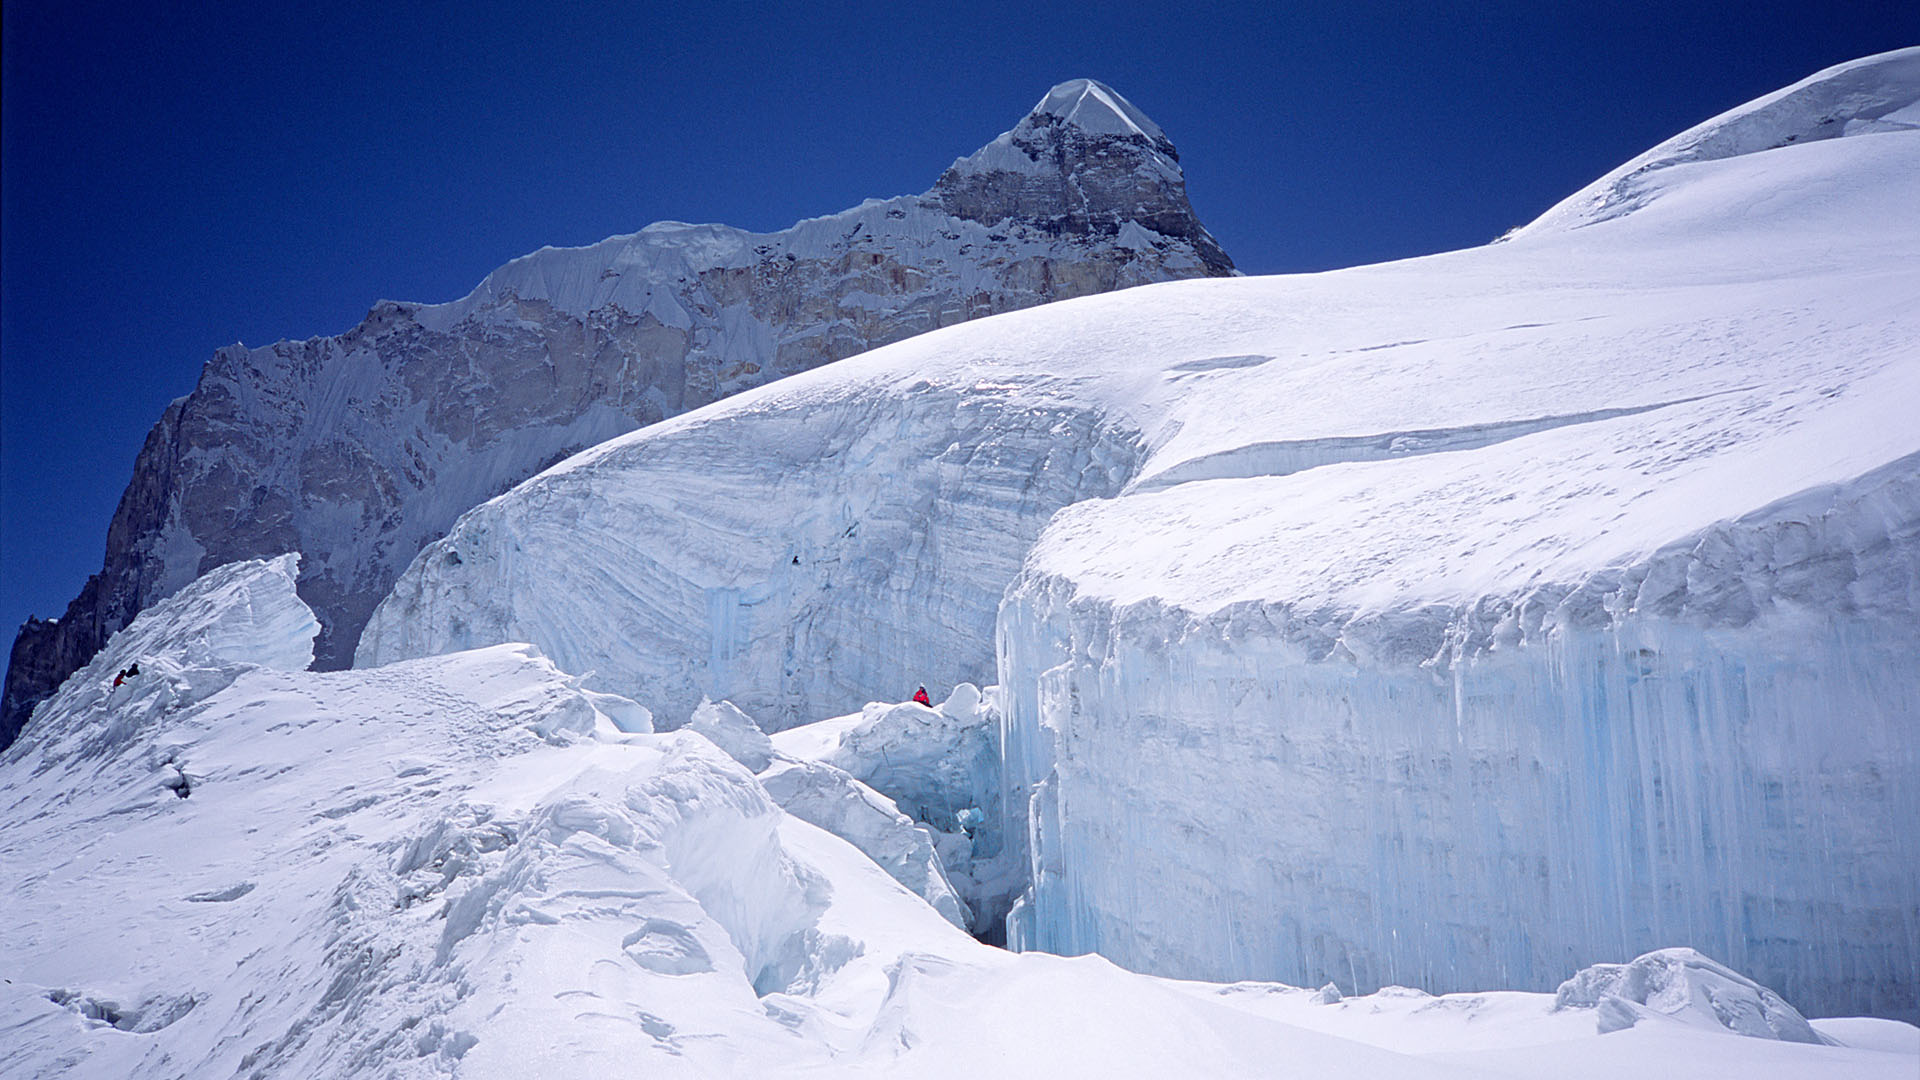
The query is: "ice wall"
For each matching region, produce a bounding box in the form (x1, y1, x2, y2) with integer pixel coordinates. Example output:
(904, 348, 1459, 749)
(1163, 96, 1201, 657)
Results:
(360, 388, 1138, 731)
(999, 463, 1920, 1020)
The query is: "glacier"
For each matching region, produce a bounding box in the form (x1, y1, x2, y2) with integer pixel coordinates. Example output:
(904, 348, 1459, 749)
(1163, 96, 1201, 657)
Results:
(6, 556, 1912, 1078)
(357, 47, 1920, 1021)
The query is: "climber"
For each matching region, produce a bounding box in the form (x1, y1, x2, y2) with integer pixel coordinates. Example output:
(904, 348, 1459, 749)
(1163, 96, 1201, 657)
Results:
(111, 661, 142, 689)
(912, 685, 931, 707)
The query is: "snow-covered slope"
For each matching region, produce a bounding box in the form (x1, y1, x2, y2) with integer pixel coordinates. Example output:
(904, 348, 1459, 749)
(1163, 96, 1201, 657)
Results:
(0, 78, 1233, 749)
(1518, 47, 1920, 236)
(7, 559, 1911, 1078)
(359, 49, 1920, 1019)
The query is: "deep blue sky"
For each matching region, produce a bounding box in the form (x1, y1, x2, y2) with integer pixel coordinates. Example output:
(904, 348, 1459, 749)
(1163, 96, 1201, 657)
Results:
(3, 1, 1915, 637)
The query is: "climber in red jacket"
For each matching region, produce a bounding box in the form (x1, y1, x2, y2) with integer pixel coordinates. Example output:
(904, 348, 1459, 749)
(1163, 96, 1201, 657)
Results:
(912, 686, 931, 707)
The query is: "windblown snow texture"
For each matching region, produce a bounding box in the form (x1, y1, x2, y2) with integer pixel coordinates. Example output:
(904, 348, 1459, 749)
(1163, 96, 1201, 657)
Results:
(362, 49, 1920, 1018)
(0, 77, 1232, 749)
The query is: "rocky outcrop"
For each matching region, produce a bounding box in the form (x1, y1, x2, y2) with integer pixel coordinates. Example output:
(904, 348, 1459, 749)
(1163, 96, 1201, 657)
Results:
(1, 79, 1233, 748)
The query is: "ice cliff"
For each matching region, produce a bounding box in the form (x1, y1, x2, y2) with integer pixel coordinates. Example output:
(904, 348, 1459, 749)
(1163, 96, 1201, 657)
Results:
(357, 49, 1920, 1019)
(995, 51, 1920, 1019)
(355, 362, 1143, 728)
(1, 77, 1233, 749)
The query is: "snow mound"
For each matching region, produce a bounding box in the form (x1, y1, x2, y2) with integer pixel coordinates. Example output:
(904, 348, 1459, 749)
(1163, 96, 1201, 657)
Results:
(1810, 1017, 1920, 1055)
(686, 696, 774, 771)
(1183, 970, 1920, 1077)
(1554, 948, 1833, 1044)
(771, 686, 1019, 935)
(759, 757, 970, 930)
(685, 694, 973, 930)
(792, 688, 1000, 831)
(1520, 46, 1920, 235)
(100, 552, 317, 673)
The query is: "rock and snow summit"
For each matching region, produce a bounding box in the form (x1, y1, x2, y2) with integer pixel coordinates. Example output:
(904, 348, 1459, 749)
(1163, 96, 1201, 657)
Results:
(0, 77, 1233, 749)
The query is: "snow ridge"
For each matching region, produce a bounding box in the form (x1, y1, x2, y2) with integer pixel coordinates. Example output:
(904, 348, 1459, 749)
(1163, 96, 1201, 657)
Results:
(1519, 46, 1920, 235)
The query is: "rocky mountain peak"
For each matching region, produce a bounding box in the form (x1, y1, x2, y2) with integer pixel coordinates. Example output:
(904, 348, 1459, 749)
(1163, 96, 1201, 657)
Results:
(0, 79, 1239, 750)
(930, 79, 1231, 274)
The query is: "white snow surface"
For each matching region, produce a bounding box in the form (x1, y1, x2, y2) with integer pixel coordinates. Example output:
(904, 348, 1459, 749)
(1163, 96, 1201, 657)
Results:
(684, 696, 775, 772)
(85, 553, 318, 675)
(757, 756, 972, 931)
(9, 558, 1913, 1078)
(358, 50, 1920, 1020)
(1035, 78, 1167, 140)
(10, 554, 320, 765)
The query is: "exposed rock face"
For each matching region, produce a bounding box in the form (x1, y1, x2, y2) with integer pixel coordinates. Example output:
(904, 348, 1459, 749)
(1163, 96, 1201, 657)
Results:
(1, 78, 1232, 747)
(931, 80, 1233, 274)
